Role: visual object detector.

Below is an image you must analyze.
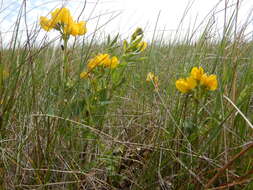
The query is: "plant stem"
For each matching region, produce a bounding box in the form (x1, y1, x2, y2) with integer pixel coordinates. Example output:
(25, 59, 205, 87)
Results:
(63, 38, 68, 82)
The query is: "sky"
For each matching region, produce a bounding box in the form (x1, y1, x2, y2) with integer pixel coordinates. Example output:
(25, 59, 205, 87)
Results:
(0, 0, 253, 46)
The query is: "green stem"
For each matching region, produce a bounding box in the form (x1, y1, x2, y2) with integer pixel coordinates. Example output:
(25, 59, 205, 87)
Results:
(193, 98, 199, 126)
(63, 37, 68, 82)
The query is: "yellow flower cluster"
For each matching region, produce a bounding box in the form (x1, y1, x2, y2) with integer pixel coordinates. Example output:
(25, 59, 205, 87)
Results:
(146, 72, 159, 89)
(80, 54, 119, 79)
(40, 7, 87, 36)
(175, 77, 197, 93)
(87, 54, 119, 70)
(176, 67, 218, 93)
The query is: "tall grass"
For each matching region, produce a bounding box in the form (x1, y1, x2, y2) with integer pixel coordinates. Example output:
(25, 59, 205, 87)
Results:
(0, 0, 253, 189)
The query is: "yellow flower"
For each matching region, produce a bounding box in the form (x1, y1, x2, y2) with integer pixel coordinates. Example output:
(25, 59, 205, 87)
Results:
(200, 74, 218, 91)
(67, 21, 87, 36)
(146, 72, 159, 87)
(104, 56, 119, 69)
(191, 67, 204, 81)
(50, 8, 62, 26)
(63, 23, 72, 35)
(137, 41, 147, 52)
(80, 71, 89, 79)
(51, 8, 72, 25)
(186, 76, 197, 89)
(76, 21, 87, 35)
(146, 72, 155, 82)
(61, 8, 73, 24)
(40, 7, 87, 36)
(87, 54, 119, 70)
(176, 79, 188, 93)
(175, 77, 197, 93)
(40, 16, 54, 31)
(87, 54, 110, 70)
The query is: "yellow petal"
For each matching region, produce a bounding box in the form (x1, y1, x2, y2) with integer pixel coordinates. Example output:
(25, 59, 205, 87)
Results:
(61, 8, 73, 24)
(69, 23, 79, 36)
(50, 8, 62, 25)
(64, 21, 87, 36)
(76, 21, 87, 35)
(50, 7, 72, 25)
(97, 54, 110, 66)
(40, 16, 54, 31)
(186, 76, 197, 89)
(176, 78, 189, 93)
(191, 67, 204, 81)
(201, 74, 218, 91)
(175, 77, 196, 93)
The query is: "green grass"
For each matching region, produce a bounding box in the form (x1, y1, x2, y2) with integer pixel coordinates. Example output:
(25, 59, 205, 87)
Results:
(0, 1, 253, 190)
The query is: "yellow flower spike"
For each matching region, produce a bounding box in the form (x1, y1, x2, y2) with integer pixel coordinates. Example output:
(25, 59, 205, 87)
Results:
(40, 16, 54, 31)
(80, 71, 90, 79)
(191, 66, 204, 81)
(200, 74, 218, 91)
(137, 41, 147, 52)
(175, 77, 197, 93)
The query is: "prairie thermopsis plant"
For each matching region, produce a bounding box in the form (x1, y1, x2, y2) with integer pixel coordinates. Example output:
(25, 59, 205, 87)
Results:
(175, 67, 218, 136)
(78, 28, 147, 126)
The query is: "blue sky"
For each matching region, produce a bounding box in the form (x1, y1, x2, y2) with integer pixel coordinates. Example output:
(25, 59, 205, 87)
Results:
(1, 0, 253, 46)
